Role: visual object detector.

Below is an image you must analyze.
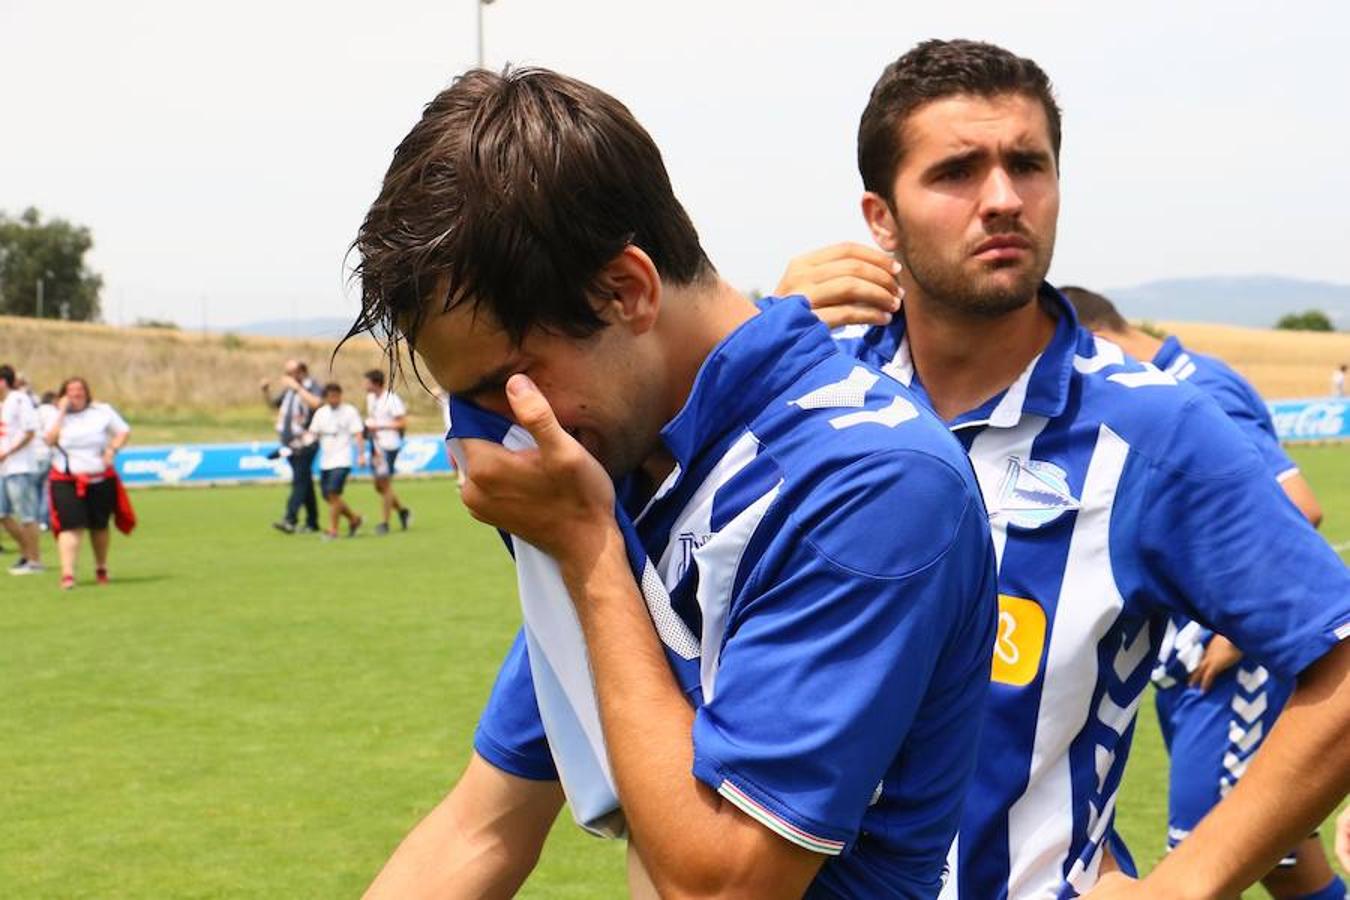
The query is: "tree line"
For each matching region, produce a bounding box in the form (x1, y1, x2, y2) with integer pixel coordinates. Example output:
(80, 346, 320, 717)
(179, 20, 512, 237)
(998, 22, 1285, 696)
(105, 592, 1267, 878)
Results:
(0, 207, 102, 322)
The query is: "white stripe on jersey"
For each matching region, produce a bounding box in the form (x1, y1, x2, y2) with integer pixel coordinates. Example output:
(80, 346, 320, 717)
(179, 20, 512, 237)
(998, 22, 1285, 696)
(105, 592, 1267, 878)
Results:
(1006, 424, 1131, 899)
(652, 432, 759, 577)
(695, 476, 783, 702)
(988, 353, 1042, 428)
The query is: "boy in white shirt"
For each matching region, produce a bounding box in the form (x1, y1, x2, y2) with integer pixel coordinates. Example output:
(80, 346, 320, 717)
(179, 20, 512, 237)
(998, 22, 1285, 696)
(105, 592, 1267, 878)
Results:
(363, 370, 412, 535)
(0, 364, 44, 574)
(305, 383, 366, 540)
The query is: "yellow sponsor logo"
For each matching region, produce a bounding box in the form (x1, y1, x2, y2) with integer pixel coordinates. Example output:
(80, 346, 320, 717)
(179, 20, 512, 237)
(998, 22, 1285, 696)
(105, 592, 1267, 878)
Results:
(991, 594, 1046, 687)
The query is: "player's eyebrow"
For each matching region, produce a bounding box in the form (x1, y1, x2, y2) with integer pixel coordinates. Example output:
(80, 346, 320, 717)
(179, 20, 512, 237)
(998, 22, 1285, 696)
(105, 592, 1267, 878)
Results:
(457, 362, 520, 402)
(924, 147, 987, 178)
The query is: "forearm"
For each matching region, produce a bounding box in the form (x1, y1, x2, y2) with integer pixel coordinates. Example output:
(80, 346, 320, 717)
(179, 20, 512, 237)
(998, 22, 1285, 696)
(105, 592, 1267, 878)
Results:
(562, 531, 769, 897)
(1146, 639, 1350, 898)
(364, 756, 560, 900)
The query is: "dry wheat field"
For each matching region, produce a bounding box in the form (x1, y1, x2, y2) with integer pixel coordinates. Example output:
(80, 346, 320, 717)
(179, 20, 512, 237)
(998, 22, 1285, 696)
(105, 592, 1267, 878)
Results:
(0, 315, 443, 442)
(1161, 321, 1350, 398)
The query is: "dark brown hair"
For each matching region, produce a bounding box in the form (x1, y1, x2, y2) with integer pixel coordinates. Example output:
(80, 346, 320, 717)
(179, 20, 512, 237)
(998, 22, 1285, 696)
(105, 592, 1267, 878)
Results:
(0, 365, 15, 389)
(364, 369, 385, 388)
(1059, 286, 1130, 333)
(858, 39, 1062, 197)
(59, 376, 92, 403)
(349, 66, 713, 377)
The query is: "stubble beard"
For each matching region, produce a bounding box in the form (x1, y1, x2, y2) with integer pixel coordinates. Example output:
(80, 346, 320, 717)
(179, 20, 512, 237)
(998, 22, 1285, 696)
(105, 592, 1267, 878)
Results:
(899, 230, 1052, 320)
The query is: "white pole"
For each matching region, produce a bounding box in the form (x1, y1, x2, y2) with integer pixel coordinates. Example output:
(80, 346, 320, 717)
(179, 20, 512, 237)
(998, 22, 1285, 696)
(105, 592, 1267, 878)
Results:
(477, 0, 496, 69)
(35, 277, 43, 319)
(476, 0, 484, 68)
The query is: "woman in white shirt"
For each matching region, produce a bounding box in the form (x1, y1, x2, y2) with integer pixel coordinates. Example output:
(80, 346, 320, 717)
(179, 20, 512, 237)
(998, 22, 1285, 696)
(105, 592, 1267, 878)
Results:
(44, 377, 131, 590)
(305, 382, 366, 540)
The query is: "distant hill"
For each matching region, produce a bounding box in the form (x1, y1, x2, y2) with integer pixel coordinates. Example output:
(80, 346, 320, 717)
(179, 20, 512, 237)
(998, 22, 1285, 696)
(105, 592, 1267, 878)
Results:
(232, 316, 356, 340)
(1102, 276, 1350, 330)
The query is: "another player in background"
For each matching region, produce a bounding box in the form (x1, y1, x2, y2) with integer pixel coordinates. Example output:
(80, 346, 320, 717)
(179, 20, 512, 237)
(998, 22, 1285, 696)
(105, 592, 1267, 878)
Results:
(305, 383, 365, 541)
(1065, 285, 1345, 900)
(777, 38, 1350, 899)
(0, 364, 45, 574)
(363, 369, 411, 534)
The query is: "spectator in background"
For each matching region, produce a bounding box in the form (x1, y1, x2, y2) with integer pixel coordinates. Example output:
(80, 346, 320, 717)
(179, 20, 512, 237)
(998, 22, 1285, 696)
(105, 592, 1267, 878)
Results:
(1335, 364, 1346, 398)
(262, 359, 322, 534)
(0, 364, 45, 574)
(305, 382, 365, 541)
(34, 391, 58, 530)
(44, 377, 132, 590)
(363, 369, 412, 535)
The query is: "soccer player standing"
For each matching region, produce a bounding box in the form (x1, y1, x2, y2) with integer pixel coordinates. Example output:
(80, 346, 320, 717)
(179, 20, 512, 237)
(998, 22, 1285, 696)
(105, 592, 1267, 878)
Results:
(1064, 286, 1344, 900)
(354, 67, 997, 898)
(778, 39, 1350, 899)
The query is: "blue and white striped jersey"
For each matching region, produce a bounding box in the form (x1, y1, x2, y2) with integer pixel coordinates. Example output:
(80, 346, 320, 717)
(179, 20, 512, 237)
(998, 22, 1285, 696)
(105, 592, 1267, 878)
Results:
(472, 298, 999, 898)
(1149, 335, 1301, 688)
(841, 286, 1350, 900)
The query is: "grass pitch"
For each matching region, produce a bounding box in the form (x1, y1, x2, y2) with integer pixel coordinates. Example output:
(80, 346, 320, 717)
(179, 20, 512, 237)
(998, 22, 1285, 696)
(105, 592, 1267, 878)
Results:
(2, 444, 1347, 898)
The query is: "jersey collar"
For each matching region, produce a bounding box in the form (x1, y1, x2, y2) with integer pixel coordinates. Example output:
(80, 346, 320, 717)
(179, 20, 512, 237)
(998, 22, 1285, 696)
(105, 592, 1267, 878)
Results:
(891, 282, 1081, 431)
(1151, 335, 1186, 371)
(660, 297, 837, 468)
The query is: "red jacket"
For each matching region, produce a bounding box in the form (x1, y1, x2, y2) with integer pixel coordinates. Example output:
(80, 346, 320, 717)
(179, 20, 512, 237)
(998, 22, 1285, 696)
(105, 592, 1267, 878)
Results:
(48, 468, 137, 536)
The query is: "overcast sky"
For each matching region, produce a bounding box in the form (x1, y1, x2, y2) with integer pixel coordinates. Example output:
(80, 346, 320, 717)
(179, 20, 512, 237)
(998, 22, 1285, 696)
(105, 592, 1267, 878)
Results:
(3, 0, 1348, 329)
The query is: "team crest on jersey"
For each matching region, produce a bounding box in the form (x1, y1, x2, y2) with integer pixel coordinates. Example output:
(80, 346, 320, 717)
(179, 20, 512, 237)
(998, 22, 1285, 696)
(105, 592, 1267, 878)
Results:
(674, 531, 713, 582)
(996, 456, 1080, 529)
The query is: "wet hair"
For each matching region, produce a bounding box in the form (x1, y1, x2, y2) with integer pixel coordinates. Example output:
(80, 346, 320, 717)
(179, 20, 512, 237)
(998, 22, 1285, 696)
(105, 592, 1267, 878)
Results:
(349, 66, 713, 379)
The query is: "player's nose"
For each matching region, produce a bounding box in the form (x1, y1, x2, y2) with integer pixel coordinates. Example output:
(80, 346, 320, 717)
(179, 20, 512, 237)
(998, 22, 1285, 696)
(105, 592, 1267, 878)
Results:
(979, 166, 1024, 220)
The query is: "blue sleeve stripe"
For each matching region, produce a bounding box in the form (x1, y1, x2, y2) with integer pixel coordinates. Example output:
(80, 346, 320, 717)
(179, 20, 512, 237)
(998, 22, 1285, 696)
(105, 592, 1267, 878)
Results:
(717, 779, 845, 855)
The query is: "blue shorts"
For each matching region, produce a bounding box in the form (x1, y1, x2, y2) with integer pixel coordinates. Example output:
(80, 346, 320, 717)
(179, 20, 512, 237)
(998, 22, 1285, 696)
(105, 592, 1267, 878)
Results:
(372, 447, 399, 480)
(1155, 662, 1297, 864)
(320, 467, 350, 497)
(0, 473, 39, 523)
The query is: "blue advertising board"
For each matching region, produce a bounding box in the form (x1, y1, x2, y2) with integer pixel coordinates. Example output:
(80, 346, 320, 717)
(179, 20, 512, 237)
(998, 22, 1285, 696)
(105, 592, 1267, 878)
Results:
(115, 434, 454, 487)
(107, 400, 1346, 487)
(1269, 398, 1350, 443)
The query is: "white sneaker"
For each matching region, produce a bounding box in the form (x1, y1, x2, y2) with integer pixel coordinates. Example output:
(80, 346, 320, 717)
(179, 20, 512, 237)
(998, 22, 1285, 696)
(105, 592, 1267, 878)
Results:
(9, 559, 43, 575)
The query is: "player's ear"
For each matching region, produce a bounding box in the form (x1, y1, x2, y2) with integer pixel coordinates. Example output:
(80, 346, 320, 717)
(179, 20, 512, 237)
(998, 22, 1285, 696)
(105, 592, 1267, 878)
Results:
(862, 191, 901, 253)
(594, 245, 661, 336)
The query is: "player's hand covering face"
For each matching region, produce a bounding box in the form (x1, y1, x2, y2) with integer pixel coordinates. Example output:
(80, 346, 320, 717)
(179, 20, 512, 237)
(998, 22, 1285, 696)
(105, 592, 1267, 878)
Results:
(458, 374, 618, 568)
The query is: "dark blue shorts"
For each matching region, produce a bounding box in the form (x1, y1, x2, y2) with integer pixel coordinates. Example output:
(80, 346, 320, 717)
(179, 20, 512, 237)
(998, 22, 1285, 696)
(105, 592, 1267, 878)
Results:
(1155, 663, 1298, 864)
(320, 467, 350, 497)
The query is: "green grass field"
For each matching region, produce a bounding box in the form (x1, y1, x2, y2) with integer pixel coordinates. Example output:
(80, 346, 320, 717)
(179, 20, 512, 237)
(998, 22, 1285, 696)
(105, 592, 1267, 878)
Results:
(2, 445, 1347, 898)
